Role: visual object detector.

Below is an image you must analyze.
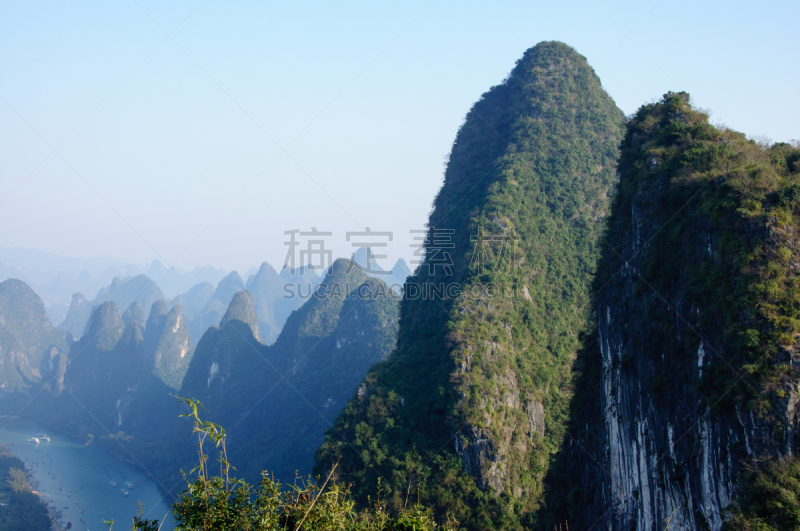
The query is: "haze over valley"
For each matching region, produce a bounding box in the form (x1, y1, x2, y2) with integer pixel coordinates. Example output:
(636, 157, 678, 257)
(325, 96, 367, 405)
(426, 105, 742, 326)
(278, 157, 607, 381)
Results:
(1, 2, 799, 530)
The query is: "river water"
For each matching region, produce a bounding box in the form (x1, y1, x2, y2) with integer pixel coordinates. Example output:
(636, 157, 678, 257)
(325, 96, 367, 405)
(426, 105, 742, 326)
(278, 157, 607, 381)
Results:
(0, 417, 175, 531)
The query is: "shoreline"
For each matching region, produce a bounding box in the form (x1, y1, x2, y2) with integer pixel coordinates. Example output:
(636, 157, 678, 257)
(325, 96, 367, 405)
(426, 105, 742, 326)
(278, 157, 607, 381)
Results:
(3, 418, 175, 530)
(20, 459, 63, 531)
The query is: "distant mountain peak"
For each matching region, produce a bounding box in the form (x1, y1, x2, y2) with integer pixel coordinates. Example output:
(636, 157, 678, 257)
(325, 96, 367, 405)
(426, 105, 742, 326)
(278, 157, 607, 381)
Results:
(84, 301, 125, 351)
(220, 290, 261, 342)
(146, 300, 168, 331)
(122, 300, 146, 329)
(59, 292, 91, 340)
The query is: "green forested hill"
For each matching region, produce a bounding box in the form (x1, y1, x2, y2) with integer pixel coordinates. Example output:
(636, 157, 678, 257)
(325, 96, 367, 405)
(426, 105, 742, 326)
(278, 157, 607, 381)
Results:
(314, 41, 624, 529)
(0, 445, 50, 531)
(0, 279, 67, 392)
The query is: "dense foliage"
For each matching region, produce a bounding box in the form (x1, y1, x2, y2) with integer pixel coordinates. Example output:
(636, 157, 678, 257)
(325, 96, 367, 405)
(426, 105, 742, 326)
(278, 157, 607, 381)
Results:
(131, 398, 454, 531)
(545, 91, 800, 528)
(725, 457, 800, 530)
(598, 91, 800, 412)
(0, 278, 67, 391)
(0, 445, 51, 531)
(315, 41, 625, 529)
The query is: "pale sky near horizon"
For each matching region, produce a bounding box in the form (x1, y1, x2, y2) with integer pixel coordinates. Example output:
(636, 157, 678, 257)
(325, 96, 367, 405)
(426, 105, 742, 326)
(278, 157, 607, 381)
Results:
(1, 0, 798, 274)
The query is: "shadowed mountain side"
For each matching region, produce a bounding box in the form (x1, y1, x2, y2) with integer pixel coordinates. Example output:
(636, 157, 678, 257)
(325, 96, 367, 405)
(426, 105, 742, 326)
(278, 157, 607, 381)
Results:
(194, 271, 246, 341)
(27, 303, 177, 447)
(169, 282, 214, 323)
(59, 292, 92, 340)
(548, 93, 800, 530)
(170, 259, 399, 484)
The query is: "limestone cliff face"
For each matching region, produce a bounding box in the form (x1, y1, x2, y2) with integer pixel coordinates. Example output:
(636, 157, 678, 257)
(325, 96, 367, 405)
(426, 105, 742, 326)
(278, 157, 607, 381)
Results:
(152, 306, 194, 390)
(145, 300, 168, 334)
(245, 262, 283, 344)
(566, 93, 800, 530)
(139, 300, 194, 389)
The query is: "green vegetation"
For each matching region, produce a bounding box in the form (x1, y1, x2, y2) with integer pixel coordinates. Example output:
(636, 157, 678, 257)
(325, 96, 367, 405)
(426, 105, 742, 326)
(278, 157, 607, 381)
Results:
(725, 457, 800, 530)
(138, 397, 454, 531)
(315, 41, 624, 529)
(0, 278, 67, 392)
(544, 91, 800, 527)
(599, 91, 800, 412)
(0, 445, 51, 531)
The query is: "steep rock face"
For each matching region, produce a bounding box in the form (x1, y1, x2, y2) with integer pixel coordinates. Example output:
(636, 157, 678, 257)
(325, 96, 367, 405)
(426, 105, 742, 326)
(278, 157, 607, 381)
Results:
(565, 93, 800, 530)
(315, 41, 625, 528)
(140, 300, 194, 389)
(42, 345, 68, 395)
(145, 300, 168, 333)
(0, 279, 67, 391)
(151, 306, 194, 390)
(59, 292, 92, 340)
(220, 291, 261, 342)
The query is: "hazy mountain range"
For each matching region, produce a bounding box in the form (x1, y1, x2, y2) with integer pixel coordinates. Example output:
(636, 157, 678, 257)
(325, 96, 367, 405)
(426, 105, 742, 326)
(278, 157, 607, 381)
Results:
(0, 41, 797, 531)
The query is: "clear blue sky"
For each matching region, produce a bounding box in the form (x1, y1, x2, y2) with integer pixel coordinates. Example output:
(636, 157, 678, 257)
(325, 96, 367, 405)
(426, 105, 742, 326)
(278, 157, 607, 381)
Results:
(1, 0, 798, 273)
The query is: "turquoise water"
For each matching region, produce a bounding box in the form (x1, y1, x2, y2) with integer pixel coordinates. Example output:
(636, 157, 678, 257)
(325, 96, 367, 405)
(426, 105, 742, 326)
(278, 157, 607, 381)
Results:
(0, 418, 175, 531)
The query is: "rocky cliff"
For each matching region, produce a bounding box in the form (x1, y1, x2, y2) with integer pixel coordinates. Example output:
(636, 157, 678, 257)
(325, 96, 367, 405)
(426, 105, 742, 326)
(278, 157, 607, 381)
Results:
(562, 92, 800, 530)
(150, 305, 194, 390)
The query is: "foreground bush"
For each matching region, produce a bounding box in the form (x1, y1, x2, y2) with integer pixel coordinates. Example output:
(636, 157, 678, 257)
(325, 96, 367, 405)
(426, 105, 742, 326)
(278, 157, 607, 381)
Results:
(725, 457, 800, 531)
(130, 397, 456, 531)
